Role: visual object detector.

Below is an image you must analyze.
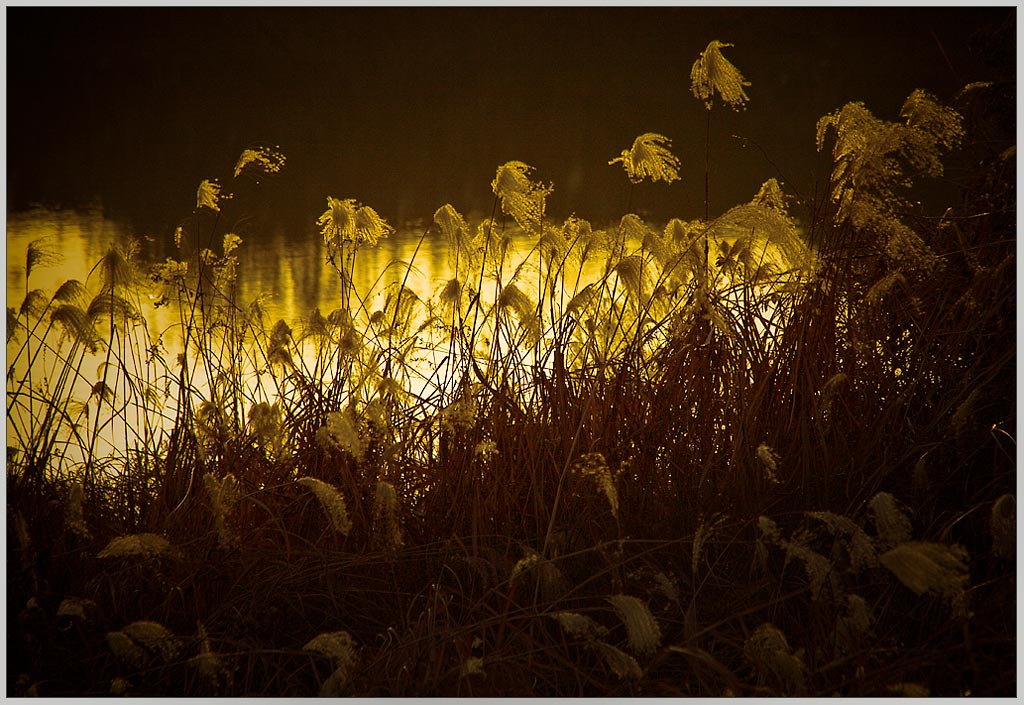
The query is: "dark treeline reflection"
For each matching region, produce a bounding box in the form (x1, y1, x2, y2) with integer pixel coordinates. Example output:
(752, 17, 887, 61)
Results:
(7, 6, 1013, 235)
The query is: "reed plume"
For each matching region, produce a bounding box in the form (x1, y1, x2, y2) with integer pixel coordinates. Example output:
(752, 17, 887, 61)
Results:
(297, 477, 353, 536)
(690, 40, 751, 111)
(196, 179, 226, 212)
(608, 132, 681, 184)
(233, 144, 286, 179)
(491, 161, 553, 232)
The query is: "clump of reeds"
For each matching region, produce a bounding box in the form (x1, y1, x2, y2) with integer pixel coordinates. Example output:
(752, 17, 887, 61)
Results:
(5, 49, 1015, 698)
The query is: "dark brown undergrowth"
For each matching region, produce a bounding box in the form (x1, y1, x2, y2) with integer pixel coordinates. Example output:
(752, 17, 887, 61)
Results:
(7, 57, 1015, 696)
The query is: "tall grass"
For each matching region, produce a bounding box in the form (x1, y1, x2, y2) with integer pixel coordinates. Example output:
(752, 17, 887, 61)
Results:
(6, 55, 1015, 696)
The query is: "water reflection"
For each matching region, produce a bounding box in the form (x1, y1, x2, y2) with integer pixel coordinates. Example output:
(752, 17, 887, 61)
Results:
(7, 206, 460, 352)
(6, 206, 463, 462)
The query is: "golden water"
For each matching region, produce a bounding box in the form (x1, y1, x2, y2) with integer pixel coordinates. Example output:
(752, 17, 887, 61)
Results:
(5, 206, 601, 467)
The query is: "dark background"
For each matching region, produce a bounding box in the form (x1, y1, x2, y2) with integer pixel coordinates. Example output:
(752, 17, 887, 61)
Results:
(6, 6, 1015, 233)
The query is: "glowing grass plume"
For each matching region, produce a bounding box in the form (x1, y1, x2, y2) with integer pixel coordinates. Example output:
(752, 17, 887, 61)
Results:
(609, 132, 681, 185)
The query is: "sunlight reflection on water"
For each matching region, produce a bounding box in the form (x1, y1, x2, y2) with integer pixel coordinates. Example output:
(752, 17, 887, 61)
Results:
(6, 206, 602, 465)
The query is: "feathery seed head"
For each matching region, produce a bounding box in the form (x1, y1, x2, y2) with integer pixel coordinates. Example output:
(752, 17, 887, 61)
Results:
(234, 145, 286, 178)
(319, 409, 365, 462)
(550, 611, 609, 640)
(744, 623, 806, 694)
(57, 596, 97, 623)
(204, 473, 241, 548)
(442, 393, 477, 433)
(431, 203, 470, 245)
(372, 480, 404, 551)
(65, 482, 91, 539)
(222, 232, 243, 257)
(879, 541, 970, 614)
(268, 319, 295, 368)
(461, 656, 486, 678)
(618, 213, 653, 244)
(107, 631, 147, 669)
(844, 594, 873, 637)
(592, 641, 643, 680)
(297, 477, 353, 536)
(319, 197, 356, 247)
(434, 204, 482, 275)
(900, 89, 964, 155)
(440, 278, 463, 307)
(196, 179, 226, 212)
(565, 283, 599, 320)
(304, 631, 358, 695)
(869, 492, 912, 548)
(491, 161, 553, 231)
(318, 197, 393, 247)
(806, 510, 878, 572)
(498, 283, 541, 342)
(883, 222, 940, 274)
(563, 215, 610, 264)
(752, 178, 790, 213)
(189, 622, 231, 691)
(25, 237, 62, 279)
(98, 533, 174, 560)
(835, 593, 874, 655)
(474, 438, 499, 462)
(612, 255, 650, 307)
(538, 226, 570, 264)
(54, 279, 89, 308)
(7, 307, 20, 342)
(607, 594, 662, 655)
(18, 288, 48, 320)
(304, 307, 333, 342)
(692, 514, 726, 576)
(354, 204, 395, 245)
(786, 540, 833, 600)
(574, 452, 619, 519)
(609, 132, 681, 184)
(756, 443, 781, 484)
(492, 160, 534, 197)
(249, 402, 285, 455)
(86, 291, 142, 331)
(51, 304, 101, 352)
(108, 621, 179, 668)
(93, 241, 140, 292)
(304, 630, 357, 671)
(691, 40, 751, 111)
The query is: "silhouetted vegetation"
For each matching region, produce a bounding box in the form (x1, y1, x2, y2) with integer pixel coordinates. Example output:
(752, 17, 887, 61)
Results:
(7, 41, 1015, 697)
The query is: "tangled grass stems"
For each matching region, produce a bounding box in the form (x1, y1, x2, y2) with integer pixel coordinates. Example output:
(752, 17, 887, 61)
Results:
(7, 80, 1015, 696)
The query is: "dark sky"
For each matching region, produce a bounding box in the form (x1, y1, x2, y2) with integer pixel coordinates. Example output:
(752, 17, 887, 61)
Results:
(6, 6, 1015, 232)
